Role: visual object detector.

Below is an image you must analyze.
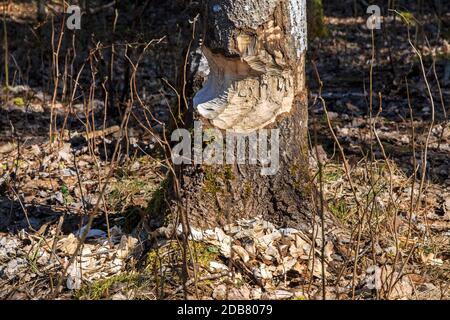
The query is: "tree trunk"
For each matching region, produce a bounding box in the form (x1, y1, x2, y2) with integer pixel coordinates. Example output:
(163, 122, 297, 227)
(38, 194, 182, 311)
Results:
(307, 0, 327, 39)
(37, 0, 46, 21)
(172, 0, 335, 233)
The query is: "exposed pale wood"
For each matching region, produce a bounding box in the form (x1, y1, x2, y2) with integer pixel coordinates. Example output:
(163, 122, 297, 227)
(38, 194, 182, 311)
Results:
(194, 0, 307, 133)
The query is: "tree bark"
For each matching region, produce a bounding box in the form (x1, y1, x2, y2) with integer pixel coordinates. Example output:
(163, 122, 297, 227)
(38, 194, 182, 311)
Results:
(172, 0, 335, 233)
(307, 0, 327, 39)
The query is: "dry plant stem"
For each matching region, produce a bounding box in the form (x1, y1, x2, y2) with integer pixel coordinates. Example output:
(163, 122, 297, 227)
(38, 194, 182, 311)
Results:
(311, 60, 358, 298)
(122, 45, 131, 157)
(366, 30, 382, 297)
(128, 38, 170, 158)
(102, 80, 110, 162)
(322, 97, 365, 299)
(321, 100, 361, 208)
(70, 131, 89, 217)
(85, 51, 114, 243)
(59, 34, 78, 141)
(54, 106, 133, 296)
(170, 16, 209, 299)
(305, 192, 318, 297)
(369, 28, 374, 130)
(389, 242, 417, 297)
(371, 93, 401, 298)
(179, 14, 199, 124)
(9, 186, 33, 231)
(162, 78, 182, 129)
(395, 10, 436, 242)
(368, 27, 400, 295)
(428, 42, 448, 152)
(7, 126, 35, 230)
(312, 119, 326, 300)
(366, 182, 380, 299)
(62, 51, 69, 103)
(305, 69, 321, 297)
(108, 8, 118, 118)
(127, 35, 199, 298)
(405, 78, 417, 245)
(308, 63, 327, 297)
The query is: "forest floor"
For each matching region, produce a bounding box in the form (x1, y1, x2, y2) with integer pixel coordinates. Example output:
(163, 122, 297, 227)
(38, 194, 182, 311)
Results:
(0, 1, 449, 299)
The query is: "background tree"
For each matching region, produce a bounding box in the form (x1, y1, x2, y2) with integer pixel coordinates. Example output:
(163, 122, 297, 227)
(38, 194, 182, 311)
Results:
(307, 0, 327, 39)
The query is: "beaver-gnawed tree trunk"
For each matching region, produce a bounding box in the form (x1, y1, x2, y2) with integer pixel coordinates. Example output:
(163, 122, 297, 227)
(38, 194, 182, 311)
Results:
(171, 0, 336, 233)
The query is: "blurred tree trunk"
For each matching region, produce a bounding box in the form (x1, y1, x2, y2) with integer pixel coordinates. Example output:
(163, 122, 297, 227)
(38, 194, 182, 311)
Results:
(168, 0, 337, 232)
(37, 0, 46, 21)
(307, 0, 327, 39)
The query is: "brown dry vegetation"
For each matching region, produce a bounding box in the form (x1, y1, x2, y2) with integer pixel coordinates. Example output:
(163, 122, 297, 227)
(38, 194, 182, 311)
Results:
(0, 0, 449, 300)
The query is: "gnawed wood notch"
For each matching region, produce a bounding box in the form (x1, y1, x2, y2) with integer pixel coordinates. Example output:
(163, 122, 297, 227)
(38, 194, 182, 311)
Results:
(194, 0, 307, 133)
